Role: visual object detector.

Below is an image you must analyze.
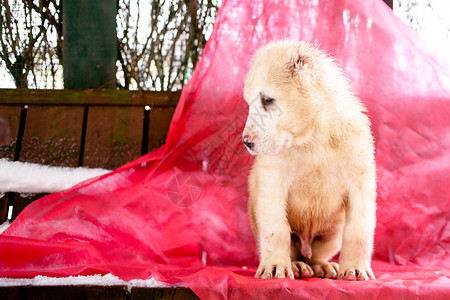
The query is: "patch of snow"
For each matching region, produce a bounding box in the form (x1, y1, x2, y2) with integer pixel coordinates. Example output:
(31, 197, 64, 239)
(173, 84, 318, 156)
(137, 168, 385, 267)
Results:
(0, 221, 10, 234)
(128, 277, 186, 290)
(0, 274, 187, 292)
(0, 159, 110, 194)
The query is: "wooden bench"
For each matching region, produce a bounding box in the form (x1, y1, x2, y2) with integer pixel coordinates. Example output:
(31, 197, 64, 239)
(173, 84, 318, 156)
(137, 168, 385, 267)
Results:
(0, 89, 203, 299)
(0, 89, 180, 222)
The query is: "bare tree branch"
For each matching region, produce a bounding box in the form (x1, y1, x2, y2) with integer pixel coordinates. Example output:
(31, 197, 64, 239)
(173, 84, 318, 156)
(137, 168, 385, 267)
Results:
(1, 0, 221, 90)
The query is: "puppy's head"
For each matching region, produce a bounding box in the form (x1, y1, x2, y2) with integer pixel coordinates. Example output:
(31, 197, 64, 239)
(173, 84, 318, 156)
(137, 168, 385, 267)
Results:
(242, 40, 326, 155)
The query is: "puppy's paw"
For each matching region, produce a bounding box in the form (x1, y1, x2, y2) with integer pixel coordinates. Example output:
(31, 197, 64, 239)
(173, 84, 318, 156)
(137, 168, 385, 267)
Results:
(310, 262, 339, 279)
(255, 261, 294, 279)
(338, 266, 375, 281)
(291, 261, 314, 278)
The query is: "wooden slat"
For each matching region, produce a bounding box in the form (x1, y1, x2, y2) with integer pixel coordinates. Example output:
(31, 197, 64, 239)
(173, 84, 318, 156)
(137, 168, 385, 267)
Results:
(130, 288, 199, 300)
(83, 106, 143, 169)
(19, 105, 84, 167)
(383, 0, 393, 9)
(0, 194, 8, 223)
(0, 286, 27, 299)
(148, 106, 176, 151)
(10, 193, 48, 221)
(0, 89, 180, 107)
(0, 106, 22, 160)
(28, 285, 128, 300)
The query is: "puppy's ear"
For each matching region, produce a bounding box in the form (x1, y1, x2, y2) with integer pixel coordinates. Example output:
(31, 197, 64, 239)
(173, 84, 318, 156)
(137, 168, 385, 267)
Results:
(288, 50, 312, 78)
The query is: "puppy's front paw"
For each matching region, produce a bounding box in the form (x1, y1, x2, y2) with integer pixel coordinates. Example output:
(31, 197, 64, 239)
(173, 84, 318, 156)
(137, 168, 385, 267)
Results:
(291, 261, 314, 278)
(311, 261, 339, 279)
(255, 261, 294, 279)
(338, 266, 375, 281)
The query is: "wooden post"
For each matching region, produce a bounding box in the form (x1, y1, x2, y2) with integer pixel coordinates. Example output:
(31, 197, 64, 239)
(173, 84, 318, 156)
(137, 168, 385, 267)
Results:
(63, 0, 117, 89)
(383, 0, 393, 9)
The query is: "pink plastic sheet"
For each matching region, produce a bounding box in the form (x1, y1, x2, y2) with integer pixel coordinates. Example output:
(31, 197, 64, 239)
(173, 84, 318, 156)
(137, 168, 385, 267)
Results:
(1, 0, 450, 298)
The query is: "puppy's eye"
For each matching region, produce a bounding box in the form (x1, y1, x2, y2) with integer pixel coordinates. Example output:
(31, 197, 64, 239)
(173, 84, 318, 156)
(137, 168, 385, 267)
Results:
(262, 97, 275, 106)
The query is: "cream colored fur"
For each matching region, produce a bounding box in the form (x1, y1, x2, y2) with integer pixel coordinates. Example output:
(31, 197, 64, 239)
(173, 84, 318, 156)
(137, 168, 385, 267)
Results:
(243, 41, 376, 281)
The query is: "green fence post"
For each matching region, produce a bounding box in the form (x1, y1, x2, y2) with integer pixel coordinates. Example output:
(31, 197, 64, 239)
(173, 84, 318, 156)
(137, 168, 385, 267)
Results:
(63, 0, 117, 89)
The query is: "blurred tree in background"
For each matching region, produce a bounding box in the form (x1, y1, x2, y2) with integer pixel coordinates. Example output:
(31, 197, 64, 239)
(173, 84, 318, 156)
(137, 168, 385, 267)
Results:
(0, 0, 62, 88)
(117, 0, 220, 90)
(395, 0, 450, 59)
(0, 0, 220, 90)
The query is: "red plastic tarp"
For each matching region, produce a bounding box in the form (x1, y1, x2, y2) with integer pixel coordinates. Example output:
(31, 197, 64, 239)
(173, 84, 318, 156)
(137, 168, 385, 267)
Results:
(1, 0, 450, 299)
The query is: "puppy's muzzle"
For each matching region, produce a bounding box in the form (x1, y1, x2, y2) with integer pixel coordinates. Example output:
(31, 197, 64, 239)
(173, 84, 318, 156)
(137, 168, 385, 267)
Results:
(242, 135, 255, 150)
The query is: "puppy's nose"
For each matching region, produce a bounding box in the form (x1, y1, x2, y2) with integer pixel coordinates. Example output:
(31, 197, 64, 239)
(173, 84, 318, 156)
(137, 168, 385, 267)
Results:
(242, 135, 255, 149)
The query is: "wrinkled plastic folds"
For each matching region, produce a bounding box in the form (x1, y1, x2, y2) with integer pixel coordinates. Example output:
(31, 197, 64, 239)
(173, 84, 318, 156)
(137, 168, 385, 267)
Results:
(1, 0, 450, 298)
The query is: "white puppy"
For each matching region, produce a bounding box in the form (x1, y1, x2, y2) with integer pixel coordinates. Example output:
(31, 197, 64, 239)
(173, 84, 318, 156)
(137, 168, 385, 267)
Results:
(242, 41, 376, 281)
